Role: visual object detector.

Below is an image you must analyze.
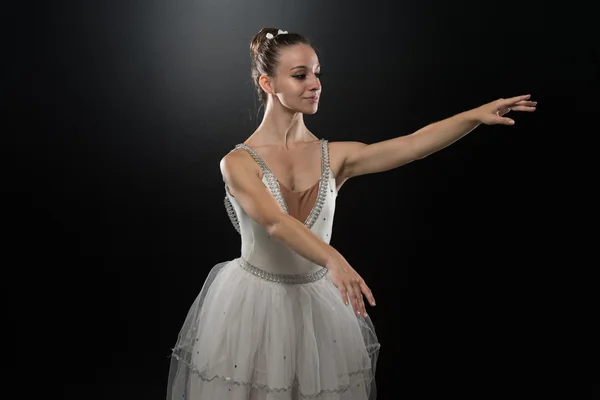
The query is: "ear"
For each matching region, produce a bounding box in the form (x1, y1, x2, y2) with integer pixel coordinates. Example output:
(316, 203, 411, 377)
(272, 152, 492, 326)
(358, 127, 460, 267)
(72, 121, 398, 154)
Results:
(258, 74, 275, 95)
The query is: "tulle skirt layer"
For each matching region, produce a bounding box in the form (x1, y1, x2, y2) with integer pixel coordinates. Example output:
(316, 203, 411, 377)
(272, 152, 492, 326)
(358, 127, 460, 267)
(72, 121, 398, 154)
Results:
(167, 259, 380, 399)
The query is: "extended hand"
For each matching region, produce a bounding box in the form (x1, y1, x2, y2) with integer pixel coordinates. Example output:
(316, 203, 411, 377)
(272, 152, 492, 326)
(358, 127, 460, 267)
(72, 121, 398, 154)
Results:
(327, 256, 375, 317)
(474, 94, 537, 126)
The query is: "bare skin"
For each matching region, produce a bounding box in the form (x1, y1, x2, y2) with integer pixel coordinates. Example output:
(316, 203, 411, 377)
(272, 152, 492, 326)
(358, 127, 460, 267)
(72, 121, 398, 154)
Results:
(221, 42, 536, 318)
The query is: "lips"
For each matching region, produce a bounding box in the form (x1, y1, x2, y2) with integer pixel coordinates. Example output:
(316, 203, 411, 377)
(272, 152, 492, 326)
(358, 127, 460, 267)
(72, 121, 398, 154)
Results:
(305, 96, 319, 102)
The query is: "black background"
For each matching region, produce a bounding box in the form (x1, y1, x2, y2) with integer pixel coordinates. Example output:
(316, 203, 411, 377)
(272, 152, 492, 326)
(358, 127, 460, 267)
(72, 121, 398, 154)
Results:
(5, 0, 593, 398)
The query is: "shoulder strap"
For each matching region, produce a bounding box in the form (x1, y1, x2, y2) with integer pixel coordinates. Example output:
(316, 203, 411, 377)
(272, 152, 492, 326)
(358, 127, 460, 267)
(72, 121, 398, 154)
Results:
(321, 139, 329, 172)
(228, 143, 289, 214)
(231, 144, 273, 176)
(320, 139, 330, 178)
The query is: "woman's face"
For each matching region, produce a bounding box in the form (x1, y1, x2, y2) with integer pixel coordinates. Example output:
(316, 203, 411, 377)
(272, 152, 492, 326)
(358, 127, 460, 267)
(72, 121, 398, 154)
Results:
(267, 44, 322, 115)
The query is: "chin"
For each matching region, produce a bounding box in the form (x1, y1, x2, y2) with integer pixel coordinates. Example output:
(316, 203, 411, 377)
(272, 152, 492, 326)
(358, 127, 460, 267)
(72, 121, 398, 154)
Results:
(302, 105, 319, 115)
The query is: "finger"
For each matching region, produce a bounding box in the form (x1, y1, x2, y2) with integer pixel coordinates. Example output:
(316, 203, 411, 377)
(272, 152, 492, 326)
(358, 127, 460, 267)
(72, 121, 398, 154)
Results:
(355, 282, 367, 317)
(515, 100, 537, 106)
(360, 280, 376, 306)
(497, 117, 515, 125)
(338, 286, 349, 306)
(351, 284, 362, 316)
(503, 94, 531, 105)
(346, 283, 360, 315)
(509, 105, 536, 112)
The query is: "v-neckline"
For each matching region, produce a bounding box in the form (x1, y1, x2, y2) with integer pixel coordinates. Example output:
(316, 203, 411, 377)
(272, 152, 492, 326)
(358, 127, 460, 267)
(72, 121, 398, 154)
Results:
(237, 139, 329, 228)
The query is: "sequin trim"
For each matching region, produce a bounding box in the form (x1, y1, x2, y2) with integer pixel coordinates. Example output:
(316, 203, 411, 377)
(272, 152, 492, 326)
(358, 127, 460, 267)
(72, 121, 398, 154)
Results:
(238, 257, 328, 284)
(170, 348, 379, 398)
(233, 143, 290, 214)
(224, 139, 331, 233)
(224, 195, 240, 234)
(305, 139, 330, 229)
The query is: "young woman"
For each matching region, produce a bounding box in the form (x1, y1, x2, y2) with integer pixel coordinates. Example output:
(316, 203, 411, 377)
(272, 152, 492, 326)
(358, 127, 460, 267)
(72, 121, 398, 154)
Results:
(167, 27, 536, 400)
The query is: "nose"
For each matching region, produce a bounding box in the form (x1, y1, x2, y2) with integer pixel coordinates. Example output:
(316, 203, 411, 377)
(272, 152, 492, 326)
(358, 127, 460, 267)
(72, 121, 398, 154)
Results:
(308, 75, 321, 92)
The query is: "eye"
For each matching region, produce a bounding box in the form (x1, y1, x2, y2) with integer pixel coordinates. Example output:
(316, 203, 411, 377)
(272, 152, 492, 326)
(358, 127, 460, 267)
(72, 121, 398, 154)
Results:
(292, 73, 322, 80)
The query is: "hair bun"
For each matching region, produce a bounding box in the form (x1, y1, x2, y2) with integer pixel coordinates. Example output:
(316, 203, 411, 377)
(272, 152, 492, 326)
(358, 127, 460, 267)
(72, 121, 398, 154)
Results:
(249, 27, 279, 57)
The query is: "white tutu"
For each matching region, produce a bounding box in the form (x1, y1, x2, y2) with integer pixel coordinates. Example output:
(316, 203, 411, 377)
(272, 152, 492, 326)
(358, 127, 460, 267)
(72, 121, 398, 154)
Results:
(167, 259, 380, 399)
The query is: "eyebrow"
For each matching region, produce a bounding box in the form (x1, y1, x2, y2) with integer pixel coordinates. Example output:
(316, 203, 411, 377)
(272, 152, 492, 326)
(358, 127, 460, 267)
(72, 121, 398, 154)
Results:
(290, 65, 321, 71)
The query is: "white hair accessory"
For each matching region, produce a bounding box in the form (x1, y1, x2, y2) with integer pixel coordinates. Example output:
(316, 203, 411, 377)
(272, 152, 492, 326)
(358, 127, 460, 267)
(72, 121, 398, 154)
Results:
(266, 29, 288, 39)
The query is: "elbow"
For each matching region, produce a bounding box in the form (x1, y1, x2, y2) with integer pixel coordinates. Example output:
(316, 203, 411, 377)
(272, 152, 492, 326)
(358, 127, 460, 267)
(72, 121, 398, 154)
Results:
(405, 148, 426, 162)
(404, 136, 427, 161)
(414, 150, 429, 160)
(265, 221, 279, 237)
(264, 213, 290, 238)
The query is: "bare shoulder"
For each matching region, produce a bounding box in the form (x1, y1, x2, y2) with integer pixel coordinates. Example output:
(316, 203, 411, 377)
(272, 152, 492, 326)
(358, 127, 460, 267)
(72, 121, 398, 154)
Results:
(219, 148, 246, 172)
(219, 149, 260, 183)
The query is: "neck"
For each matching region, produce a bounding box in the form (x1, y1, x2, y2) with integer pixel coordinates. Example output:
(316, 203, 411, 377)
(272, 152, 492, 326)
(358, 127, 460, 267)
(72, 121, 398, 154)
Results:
(251, 98, 313, 148)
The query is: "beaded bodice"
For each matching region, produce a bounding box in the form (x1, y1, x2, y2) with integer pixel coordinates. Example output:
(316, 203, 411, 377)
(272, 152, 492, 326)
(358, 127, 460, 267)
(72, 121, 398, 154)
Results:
(224, 139, 337, 277)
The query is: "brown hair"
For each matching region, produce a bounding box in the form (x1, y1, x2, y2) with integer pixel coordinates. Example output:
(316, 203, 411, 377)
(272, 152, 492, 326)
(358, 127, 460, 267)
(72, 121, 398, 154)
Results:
(249, 28, 312, 105)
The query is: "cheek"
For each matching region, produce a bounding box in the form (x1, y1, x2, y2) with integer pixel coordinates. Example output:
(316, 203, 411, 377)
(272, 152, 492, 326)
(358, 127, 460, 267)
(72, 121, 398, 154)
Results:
(279, 83, 304, 100)
(287, 77, 306, 88)
(284, 80, 304, 95)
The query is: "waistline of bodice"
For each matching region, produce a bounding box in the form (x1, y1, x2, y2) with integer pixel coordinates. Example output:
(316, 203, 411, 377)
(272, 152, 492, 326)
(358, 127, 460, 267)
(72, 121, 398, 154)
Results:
(237, 257, 328, 285)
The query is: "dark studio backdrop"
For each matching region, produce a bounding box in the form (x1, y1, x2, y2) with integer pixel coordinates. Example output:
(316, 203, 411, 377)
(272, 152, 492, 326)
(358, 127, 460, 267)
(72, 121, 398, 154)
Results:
(5, 0, 592, 399)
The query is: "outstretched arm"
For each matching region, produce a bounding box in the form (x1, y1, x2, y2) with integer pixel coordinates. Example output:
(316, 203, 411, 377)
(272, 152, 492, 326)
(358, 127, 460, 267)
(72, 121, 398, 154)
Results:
(337, 94, 536, 181)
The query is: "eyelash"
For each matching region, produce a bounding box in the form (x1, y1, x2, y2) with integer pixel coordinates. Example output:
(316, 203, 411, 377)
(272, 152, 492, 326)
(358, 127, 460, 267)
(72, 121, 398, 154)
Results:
(292, 73, 322, 80)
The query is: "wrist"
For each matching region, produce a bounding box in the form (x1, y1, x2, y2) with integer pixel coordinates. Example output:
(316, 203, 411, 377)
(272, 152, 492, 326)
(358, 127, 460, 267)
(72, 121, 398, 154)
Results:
(324, 252, 340, 270)
(461, 108, 483, 124)
(324, 250, 346, 270)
